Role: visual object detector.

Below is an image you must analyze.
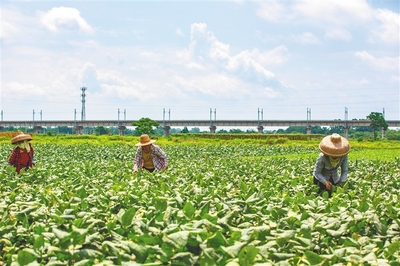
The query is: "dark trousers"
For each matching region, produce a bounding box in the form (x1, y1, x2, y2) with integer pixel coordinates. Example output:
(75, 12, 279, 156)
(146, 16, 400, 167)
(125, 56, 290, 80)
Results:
(313, 176, 337, 196)
(144, 167, 155, 173)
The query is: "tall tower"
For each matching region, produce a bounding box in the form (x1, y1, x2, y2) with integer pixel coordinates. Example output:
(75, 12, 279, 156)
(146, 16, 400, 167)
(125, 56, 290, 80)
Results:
(81, 87, 87, 120)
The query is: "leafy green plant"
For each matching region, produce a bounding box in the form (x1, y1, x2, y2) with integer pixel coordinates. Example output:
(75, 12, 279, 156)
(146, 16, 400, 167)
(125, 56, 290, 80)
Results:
(0, 142, 399, 265)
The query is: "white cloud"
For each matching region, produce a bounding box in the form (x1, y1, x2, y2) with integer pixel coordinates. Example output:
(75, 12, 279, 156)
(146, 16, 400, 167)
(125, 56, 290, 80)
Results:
(175, 27, 184, 37)
(358, 78, 370, 85)
(227, 50, 276, 79)
(37, 6, 93, 33)
(174, 73, 245, 97)
(355, 51, 400, 71)
(210, 39, 231, 61)
(253, 45, 289, 66)
(257, 0, 373, 26)
(292, 0, 372, 25)
(263, 87, 280, 98)
(371, 8, 400, 44)
(390, 75, 399, 83)
(0, 8, 20, 38)
(0, 7, 41, 42)
(324, 28, 352, 41)
(2, 2, 397, 121)
(187, 22, 281, 82)
(256, 1, 288, 23)
(5, 82, 46, 97)
(291, 32, 321, 45)
(0, 19, 19, 39)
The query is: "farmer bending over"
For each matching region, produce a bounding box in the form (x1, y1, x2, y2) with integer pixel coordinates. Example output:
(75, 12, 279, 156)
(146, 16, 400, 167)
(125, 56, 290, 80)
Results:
(313, 133, 350, 196)
(8, 132, 35, 174)
(133, 134, 168, 173)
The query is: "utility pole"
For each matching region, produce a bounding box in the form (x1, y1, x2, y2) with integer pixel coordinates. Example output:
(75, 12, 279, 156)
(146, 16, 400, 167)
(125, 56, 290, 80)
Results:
(306, 107, 311, 121)
(209, 108, 212, 126)
(306, 108, 311, 135)
(163, 108, 166, 127)
(258, 108, 263, 126)
(32, 109, 35, 127)
(81, 87, 87, 121)
(118, 108, 120, 126)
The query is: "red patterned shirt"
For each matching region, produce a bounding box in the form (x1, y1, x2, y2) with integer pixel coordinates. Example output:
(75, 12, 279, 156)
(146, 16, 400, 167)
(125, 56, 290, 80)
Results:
(8, 144, 35, 173)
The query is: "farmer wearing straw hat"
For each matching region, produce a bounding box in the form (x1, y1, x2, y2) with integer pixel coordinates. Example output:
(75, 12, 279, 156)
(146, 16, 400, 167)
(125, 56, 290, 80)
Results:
(313, 133, 350, 195)
(133, 134, 168, 173)
(8, 132, 35, 174)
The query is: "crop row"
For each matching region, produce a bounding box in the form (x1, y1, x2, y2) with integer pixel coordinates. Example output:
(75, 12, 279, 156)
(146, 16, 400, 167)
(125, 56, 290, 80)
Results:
(0, 144, 399, 265)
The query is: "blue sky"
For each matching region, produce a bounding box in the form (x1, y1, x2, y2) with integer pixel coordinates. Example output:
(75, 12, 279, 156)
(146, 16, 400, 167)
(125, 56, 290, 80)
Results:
(1, 0, 399, 123)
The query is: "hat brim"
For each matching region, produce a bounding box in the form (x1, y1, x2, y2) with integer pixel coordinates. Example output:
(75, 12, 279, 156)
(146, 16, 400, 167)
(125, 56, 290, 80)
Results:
(319, 146, 350, 157)
(318, 134, 350, 157)
(135, 139, 156, 146)
(12, 134, 33, 144)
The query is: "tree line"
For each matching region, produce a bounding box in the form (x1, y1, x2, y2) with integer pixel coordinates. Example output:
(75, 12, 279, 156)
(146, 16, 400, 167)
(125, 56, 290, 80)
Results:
(2, 112, 397, 140)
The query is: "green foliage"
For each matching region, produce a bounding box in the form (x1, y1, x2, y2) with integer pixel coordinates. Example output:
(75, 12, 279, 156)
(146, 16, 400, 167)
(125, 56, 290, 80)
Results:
(94, 126, 109, 135)
(132, 117, 160, 135)
(181, 126, 189, 134)
(0, 141, 399, 264)
(367, 112, 388, 139)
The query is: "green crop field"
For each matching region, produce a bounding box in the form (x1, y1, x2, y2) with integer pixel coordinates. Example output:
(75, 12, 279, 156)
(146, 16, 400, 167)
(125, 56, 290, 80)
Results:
(0, 135, 399, 265)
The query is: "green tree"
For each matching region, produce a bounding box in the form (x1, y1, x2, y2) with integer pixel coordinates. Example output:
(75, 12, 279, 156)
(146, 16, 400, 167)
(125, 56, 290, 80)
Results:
(189, 127, 200, 133)
(229, 128, 244, 134)
(132, 117, 159, 135)
(95, 126, 109, 135)
(286, 126, 306, 134)
(181, 126, 189, 134)
(367, 112, 388, 139)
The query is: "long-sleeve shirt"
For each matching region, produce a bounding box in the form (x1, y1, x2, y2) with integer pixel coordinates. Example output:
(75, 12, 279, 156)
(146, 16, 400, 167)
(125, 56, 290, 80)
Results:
(133, 144, 168, 171)
(313, 153, 348, 184)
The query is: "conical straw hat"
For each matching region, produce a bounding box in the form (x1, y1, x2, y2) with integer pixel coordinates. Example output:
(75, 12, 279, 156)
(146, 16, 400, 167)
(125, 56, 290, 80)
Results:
(319, 133, 350, 157)
(11, 132, 33, 144)
(135, 134, 156, 146)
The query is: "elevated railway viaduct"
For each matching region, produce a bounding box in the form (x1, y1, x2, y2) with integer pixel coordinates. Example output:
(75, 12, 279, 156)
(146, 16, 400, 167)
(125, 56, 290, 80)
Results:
(1, 119, 399, 137)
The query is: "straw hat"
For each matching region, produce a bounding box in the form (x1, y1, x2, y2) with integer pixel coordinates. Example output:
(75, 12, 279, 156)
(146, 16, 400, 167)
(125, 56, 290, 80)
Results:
(319, 133, 350, 157)
(135, 134, 156, 146)
(11, 132, 33, 144)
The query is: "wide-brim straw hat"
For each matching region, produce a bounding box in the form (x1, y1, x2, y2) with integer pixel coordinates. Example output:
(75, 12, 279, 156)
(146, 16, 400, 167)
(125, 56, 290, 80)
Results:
(319, 133, 350, 157)
(135, 134, 156, 146)
(11, 132, 33, 144)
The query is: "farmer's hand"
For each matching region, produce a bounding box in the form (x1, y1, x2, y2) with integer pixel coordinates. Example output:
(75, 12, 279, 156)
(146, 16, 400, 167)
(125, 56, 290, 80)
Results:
(324, 181, 332, 190)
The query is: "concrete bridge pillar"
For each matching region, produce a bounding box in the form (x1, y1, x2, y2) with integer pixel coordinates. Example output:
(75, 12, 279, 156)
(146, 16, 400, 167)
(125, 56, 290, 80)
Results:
(382, 127, 386, 138)
(306, 125, 312, 135)
(33, 126, 42, 134)
(209, 125, 216, 134)
(118, 126, 126, 136)
(343, 126, 349, 139)
(163, 126, 171, 136)
(257, 126, 264, 134)
(75, 126, 83, 135)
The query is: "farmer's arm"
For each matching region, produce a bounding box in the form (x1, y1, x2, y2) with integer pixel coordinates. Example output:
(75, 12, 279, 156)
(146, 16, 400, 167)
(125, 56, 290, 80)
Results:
(313, 154, 327, 184)
(339, 155, 348, 183)
(133, 148, 142, 172)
